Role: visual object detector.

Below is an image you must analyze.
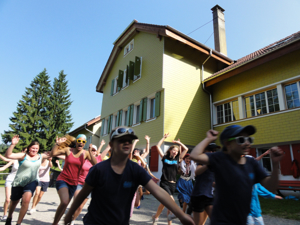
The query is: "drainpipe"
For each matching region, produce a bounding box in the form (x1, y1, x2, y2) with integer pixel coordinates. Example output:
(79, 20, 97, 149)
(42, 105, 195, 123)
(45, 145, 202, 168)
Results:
(84, 124, 100, 138)
(201, 49, 213, 130)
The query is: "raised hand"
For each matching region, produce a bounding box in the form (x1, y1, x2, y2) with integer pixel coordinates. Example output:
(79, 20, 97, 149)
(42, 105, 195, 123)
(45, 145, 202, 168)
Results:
(55, 160, 59, 164)
(163, 133, 170, 139)
(172, 139, 181, 144)
(101, 139, 106, 145)
(270, 146, 284, 163)
(206, 130, 218, 141)
(11, 135, 20, 145)
(145, 135, 150, 142)
(88, 144, 93, 152)
(56, 136, 67, 145)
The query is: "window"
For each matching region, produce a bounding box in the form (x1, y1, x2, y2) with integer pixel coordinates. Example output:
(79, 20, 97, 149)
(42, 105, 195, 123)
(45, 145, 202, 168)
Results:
(124, 39, 134, 56)
(257, 148, 272, 172)
(112, 114, 117, 129)
(113, 77, 118, 94)
(245, 88, 279, 118)
(103, 118, 108, 135)
(149, 98, 155, 119)
(133, 56, 142, 81)
(216, 100, 239, 124)
(122, 69, 128, 88)
(123, 110, 128, 126)
(285, 82, 300, 109)
(135, 105, 140, 124)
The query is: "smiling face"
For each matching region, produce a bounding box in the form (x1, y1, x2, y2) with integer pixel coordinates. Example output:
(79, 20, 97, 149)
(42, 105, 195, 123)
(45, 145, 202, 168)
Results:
(184, 156, 191, 165)
(28, 144, 39, 157)
(168, 146, 179, 158)
(225, 132, 251, 156)
(76, 137, 86, 150)
(91, 147, 97, 156)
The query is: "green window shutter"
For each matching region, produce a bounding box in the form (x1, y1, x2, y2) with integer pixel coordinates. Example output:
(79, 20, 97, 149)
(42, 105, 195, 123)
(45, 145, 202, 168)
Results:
(110, 79, 115, 96)
(155, 91, 161, 117)
(108, 115, 112, 134)
(143, 98, 147, 122)
(134, 56, 141, 76)
(139, 99, 143, 122)
(129, 104, 134, 126)
(101, 119, 105, 136)
(117, 70, 123, 91)
(118, 110, 123, 126)
(116, 112, 120, 127)
(129, 61, 134, 80)
(126, 106, 131, 126)
(125, 65, 129, 85)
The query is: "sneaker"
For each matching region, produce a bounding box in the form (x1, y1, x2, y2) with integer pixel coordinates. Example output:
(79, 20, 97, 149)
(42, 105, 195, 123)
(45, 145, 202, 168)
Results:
(2, 215, 7, 221)
(152, 215, 159, 225)
(70, 221, 75, 225)
(4, 217, 12, 225)
(136, 206, 141, 209)
(28, 208, 36, 215)
(167, 213, 177, 221)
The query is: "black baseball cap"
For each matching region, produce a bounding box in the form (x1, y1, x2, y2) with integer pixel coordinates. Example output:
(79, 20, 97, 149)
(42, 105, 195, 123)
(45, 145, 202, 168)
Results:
(220, 125, 256, 145)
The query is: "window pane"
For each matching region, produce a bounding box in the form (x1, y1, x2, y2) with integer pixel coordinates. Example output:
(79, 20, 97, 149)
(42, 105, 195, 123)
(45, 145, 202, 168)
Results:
(217, 105, 223, 124)
(255, 92, 267, 115)
(267, 88, 279, 113)
(285, 83, 299, 109)
(136, 105, 140, 123)
(124, 111, 128, 126)
(150, 98, 155, 119)
(245, 96, 255, 118)
(232, 100, 239, 120)
(224, 103, 232, 122)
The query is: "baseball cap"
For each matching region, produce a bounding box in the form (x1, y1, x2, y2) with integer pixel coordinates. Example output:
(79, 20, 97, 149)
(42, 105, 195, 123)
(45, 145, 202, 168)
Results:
(92, 145, 97, 151)
(220, 125, 256, 145)
(206, 143, 220, 151)
(110, 126, 138, 141)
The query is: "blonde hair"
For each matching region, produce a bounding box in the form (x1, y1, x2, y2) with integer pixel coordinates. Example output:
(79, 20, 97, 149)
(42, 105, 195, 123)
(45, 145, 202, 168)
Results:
(58, 134, 76, 149)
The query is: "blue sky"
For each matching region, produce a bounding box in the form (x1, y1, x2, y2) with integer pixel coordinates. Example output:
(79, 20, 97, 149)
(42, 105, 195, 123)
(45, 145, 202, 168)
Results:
(0, 0, 299, 143)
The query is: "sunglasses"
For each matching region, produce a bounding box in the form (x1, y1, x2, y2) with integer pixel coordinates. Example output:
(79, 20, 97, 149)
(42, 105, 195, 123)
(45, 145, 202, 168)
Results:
(117, 138, 133, 144)
(91, 149, 97, 152)
(77, 139, 87, 144)
(228, 136, 254, 145)
(111, 127, 134, 139)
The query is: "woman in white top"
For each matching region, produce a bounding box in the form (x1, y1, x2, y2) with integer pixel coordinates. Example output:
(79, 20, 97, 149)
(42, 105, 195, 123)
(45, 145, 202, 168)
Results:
(28, 157, 53, 214)
(0, 148, 27, 221)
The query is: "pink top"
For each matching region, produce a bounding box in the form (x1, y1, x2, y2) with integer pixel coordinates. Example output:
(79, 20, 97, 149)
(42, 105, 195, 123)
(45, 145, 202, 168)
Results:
(57, 150, 85, 186)
(78, 155, 102, 185)
(39, 160, 50, 182)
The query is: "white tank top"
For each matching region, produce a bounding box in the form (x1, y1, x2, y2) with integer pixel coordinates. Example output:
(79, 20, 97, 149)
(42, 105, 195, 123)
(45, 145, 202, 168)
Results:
(6, 160, 19, 182)
(38, 160, 50, 182)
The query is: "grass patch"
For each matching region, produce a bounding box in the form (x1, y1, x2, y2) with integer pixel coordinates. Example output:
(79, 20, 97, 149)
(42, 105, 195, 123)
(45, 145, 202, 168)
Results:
(0, 180, 5, 187)
(260, 196, 300, 220)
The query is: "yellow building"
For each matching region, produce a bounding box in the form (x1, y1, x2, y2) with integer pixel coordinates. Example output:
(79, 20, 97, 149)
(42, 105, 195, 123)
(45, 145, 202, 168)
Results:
(204, 30, 300, 184)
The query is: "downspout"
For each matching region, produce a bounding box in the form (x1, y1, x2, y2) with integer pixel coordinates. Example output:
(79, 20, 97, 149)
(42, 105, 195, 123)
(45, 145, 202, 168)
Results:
(201, 49, 213, 130)
(84, 124, 100, 138)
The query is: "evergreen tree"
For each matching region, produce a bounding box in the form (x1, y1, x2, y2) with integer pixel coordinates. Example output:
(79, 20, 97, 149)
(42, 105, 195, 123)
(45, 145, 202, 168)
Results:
(46, 70, 73, 148)
(2, 69, 52, 152)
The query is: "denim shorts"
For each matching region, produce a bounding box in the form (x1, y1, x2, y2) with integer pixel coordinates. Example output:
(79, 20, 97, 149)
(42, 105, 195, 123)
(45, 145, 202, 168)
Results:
(55, 180, 77, 199)
(38, 181, 50, 192)
(11, 180, 38, 201)
(76, 184, 91, 199)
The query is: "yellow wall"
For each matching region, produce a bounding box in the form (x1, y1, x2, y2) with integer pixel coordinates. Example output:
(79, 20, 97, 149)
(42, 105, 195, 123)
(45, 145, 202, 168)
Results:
(100, 32, 165, 147)
(162, 39, 215, 146)
(212, 50, 300, 101)
(214, 109, 300, 146)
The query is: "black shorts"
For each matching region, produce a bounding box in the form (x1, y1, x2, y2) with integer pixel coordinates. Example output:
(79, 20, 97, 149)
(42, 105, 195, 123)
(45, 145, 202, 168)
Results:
(38, 181, 50, 192)
(190, 195, 213, 213)
(160, 180, 176, 195)
(11, 180, 38, 201)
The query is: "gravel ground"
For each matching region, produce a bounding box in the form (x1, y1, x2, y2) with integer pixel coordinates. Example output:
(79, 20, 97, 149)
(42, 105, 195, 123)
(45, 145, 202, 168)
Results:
(0, 187, 300, 224)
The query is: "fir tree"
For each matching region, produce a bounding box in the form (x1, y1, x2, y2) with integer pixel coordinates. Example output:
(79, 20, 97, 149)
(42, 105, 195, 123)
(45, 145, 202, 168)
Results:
(2, 69, 52, 152)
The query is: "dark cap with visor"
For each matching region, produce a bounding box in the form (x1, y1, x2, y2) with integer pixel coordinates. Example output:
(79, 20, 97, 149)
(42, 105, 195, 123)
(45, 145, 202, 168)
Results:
(110, 126, 138, 141)
(220, 125, 256, 145)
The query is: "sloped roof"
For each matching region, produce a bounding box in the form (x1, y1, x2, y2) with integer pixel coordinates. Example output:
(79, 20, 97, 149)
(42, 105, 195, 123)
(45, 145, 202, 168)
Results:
(69, 116, 101, 135)
(204, 30, 300, 83)
(96, 20, 234, 93)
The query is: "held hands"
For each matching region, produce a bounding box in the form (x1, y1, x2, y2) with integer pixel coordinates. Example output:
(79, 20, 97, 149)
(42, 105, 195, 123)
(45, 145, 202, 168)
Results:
(11, 135, 20, 146)
(269, 146, 284, 163)
(56, 136, 67, 145)
(163, 133, 170, 139)
(206, 130, 218, 141)
(172, 139, 181, 144)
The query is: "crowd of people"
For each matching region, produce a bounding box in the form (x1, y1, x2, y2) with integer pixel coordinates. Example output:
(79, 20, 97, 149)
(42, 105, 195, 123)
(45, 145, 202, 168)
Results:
(0, 124, 284, 225)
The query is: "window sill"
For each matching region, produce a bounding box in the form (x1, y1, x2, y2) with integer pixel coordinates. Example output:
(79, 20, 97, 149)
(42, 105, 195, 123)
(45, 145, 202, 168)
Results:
(132, 123, 141, 127)
(146, 117, 156, 123)
(133, 76, 141, 83)
(112, 92, 119, 97)
(121, 85, 129, 91)
(123, 49, 133, 57)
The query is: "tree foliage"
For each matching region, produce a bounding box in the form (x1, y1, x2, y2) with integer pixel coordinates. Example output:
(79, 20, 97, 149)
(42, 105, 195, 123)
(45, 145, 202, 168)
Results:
(2, 69, 73, 152)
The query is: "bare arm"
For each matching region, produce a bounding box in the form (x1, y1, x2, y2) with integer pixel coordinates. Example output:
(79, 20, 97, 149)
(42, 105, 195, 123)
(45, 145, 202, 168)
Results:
(255, 149, 270, 161)
(0, 161, 14, 171)
(129, 139, 139, 160)
(173, 139, 189, 162)
(147, 166, 159, 181)
(156, 133, 170, 158)
(55, 160, 63, 171)
(50, 136, 70, 157)
(48, 158, 53, 168)
(141, 135, 150, 160)
(195, 164, 208, 176)
(100, 145, 110, 160)
(134, 154, 146, 168)
(97, 139, 105, 156)
(145, 180, 195, 225)
(64, 183, 94, 224)
(85, 144, 97, 165)
(0, 154, 13, 162)
(260, 146, 284, 192)
(190, 130, 219, 165)
(5, 135, 25, 160)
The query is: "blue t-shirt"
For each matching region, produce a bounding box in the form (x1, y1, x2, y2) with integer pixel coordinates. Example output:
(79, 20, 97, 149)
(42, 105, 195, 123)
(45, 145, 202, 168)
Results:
(206, 151, 268, 225)
(191, 163, 214, 198)
(83, 158, 151, 225)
